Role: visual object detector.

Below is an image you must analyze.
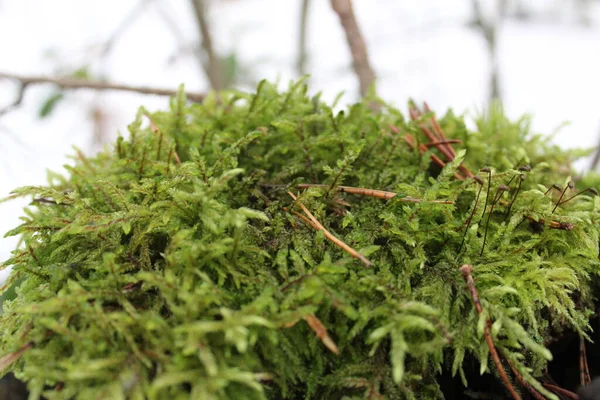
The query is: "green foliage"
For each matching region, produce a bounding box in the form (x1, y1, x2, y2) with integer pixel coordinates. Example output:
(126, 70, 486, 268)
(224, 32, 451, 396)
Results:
(1, 80, 599, 399)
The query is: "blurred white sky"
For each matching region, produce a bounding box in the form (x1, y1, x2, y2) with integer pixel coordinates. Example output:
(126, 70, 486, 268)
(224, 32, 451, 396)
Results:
(1, 0, 600, 278)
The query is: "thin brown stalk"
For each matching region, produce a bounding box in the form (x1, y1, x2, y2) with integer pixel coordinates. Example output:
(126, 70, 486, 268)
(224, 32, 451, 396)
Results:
(289, 208, 319, 230)
(330, 0, 376, 97)
(542, 383, 579, 400)
(580, 336, 591, 385)
(422, 139, 463, 148)
(410, 105, 474, 178)
(296, 183, 454, 204)
(0, 342, 33, 373)
(503, 355, 546, 400)
(460, 265, 521, 400)
(423, 101, 456, 158)
(288, 192, 372, 267)
(403, 134, 465, 180)
(303, 314, 339, 354)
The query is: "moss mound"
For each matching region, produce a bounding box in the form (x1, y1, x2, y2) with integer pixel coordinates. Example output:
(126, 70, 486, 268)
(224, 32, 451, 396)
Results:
(1, 79, 599, 399)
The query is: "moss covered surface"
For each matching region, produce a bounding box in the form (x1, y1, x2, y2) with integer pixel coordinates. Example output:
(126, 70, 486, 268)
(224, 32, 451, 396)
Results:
(1, 80, 600, 399)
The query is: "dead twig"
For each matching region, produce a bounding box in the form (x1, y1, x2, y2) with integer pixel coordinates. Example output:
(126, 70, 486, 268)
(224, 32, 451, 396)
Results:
(408, 107, 474, 179)
(460, 264, 521, 400)
(0, 342, 33, 373)
(542, 383, 579, 400)
(0, 81, 27, 117)
(330, 0, 375, 97)
(580, 336, 591, 386)
(303, 314, 339, 354)
(297, 0, 312, 75)
(403, 133, 465, 180)
(423, 101, 456, 159)
(190, 0, 223, 90)
(422, 139, 463, 148)
(288, 192, 372, 267)
(296, 183, 454, 204)
(503, 355, 546, 400)
(0, 72, 205, 116)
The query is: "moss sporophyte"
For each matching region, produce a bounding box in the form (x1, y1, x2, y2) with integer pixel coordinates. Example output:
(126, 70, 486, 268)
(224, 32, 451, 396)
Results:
(1, 79, 600, 399)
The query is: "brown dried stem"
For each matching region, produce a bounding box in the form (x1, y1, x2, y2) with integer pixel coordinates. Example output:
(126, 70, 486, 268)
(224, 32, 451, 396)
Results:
(460, 264, 521, 400)
(403, 134, 465, 180)
(0, 342, 33, 373)
(423, 101, 456, 158)
(297, 183, 454, 204)
(409, 106, 474, 178)
(0, 72, 205, 116)
(542, 383, 579, 400)
(580, 336, 591, 386)
(303, 314, 339, 354)
(288, 192, 372, 267)
(330, 0, 375, 97)
(503, 356, 546, 400)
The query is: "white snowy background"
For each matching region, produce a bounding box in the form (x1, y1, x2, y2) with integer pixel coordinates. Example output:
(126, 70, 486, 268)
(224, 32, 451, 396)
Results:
(1, 0, 600, 282)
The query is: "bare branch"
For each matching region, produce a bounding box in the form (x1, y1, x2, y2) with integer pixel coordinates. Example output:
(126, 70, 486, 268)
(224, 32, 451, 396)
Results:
(0, 72, 206, 116)
(297, 0, 312, 75)
(0, 81, 27, 117)
(190, 0, 223, 90)
(330, 0, 375, 97)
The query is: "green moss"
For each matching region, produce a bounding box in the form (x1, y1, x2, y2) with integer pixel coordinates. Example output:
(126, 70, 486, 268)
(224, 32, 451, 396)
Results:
(0, 79, 598, 399)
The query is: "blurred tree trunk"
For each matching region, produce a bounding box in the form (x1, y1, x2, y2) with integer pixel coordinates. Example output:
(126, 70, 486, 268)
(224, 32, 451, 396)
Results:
(190, 0, 223, 90)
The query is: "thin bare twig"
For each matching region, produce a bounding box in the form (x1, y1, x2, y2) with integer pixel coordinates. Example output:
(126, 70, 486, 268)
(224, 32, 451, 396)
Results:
(407, 107, 474, 179)
(423, 101, 456, 159)
(542, 383, 579, 400)
(297, 0, 312, 75)
(190, 0, 223, 90)
(296, 183, 454, 204)
(330, 0, 375, 97)
(288, 192, 372, 267)
(0, 81, 27, 117)
(0, 342, 33, 373)
(580, 336, 591, 386)
(303, 314, 339, 354)
(0, 72, 205, 116)
(403, 133, 465, 180)
(503, 355, 546, 400)
(460, 264, 521, 400)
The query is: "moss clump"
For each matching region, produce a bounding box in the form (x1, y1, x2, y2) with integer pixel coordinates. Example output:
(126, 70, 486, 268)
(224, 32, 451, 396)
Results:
(1, 79, 599, 399)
